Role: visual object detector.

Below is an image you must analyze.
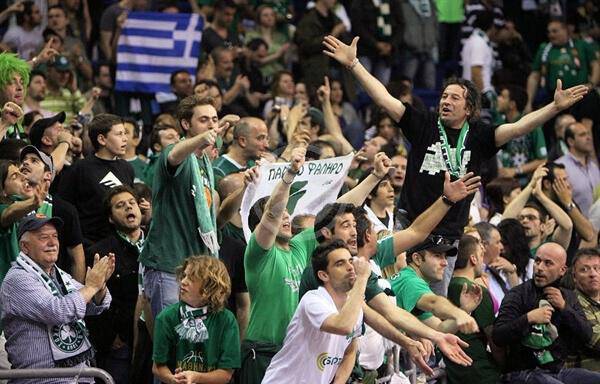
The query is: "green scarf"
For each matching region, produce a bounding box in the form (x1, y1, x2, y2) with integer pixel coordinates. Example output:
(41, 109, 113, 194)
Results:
(436, 118, 470, 178)
(190, 153, 219, 257)
(521, 299, 558, 366)
(16, 252, 94, 367)
(175, 302, 210, 343)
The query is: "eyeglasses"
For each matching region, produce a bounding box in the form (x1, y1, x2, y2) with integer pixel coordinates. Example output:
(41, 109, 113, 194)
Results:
(518, 214, 540, 222)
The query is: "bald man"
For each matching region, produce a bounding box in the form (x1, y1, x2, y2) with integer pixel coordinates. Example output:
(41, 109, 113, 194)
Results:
(492, 243, 600, 383)
(213, 117, 269, 182)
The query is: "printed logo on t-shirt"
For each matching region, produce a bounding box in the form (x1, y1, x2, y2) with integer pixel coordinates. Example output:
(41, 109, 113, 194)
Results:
(99, 171, 124, 188)
(419, 143, 472, 176)
(316, 352, 343, 371)
(284, 265, 304, 292)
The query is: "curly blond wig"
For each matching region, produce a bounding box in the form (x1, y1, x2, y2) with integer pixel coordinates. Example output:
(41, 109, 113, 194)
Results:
(177, 255, 231, 312)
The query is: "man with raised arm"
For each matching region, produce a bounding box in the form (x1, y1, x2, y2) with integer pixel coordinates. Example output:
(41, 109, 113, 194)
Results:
(322, 35, 589, 242)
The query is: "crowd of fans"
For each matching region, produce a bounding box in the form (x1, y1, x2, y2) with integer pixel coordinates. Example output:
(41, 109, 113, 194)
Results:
(0, 0, 599, 383)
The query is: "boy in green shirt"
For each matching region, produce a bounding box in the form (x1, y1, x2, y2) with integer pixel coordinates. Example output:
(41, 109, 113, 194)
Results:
(153, 256, 240, 384)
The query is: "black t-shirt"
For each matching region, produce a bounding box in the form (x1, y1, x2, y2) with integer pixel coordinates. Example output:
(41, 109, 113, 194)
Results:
(56, 155, 134, 247)
(53, 195, 83, 274)
(201, 27, 242, 55)
(219, 234, 248, 312)
(398, 104, 498, 238)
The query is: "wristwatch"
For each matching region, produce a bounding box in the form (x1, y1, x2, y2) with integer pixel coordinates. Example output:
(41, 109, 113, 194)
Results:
(442, 195, 455, 206)
(565, 202, 576, 212)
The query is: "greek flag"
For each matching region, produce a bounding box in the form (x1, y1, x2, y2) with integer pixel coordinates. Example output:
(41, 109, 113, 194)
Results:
(115, 12, 203, 94)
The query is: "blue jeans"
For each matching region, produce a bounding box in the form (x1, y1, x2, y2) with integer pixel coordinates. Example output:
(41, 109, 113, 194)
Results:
(143, 269, 179, 318)
(501, 367, 600, 384)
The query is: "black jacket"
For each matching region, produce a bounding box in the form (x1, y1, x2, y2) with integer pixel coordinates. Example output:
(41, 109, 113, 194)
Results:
(85, 232, 139, 352)
(492, 279, 592, 373)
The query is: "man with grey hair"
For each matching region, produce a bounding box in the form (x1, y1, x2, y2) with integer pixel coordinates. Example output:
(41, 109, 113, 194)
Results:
(212, 116, 269, 182)
(475, 221, 519, 308)
(0, 214, 114, 383)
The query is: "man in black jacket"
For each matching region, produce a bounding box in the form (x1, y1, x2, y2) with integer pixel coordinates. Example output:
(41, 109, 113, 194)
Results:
(86, 185, 143, 384)
(492, 242, 600, 383)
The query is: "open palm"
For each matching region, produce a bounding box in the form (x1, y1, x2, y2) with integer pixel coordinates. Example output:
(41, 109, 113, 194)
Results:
(553, 79, 589, 110)
(322, 35, 358, 67)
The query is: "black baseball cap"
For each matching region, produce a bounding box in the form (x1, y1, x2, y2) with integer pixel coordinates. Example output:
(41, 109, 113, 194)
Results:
(406, 235, 458, 257)
(20, 145, 55, 178)
(17, 214, 63, 240)
(28, 111, 66, 148)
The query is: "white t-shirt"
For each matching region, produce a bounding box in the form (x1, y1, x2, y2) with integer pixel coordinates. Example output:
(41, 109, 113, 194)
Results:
(461, 29, 494, 93)
(1, 25, 43, 60)
(262, 286, 363, 384)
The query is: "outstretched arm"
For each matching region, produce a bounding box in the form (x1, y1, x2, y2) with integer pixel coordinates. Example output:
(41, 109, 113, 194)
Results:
(496, 79, 588, 147)
(336, 152, 392, 205)
(393, 172, 481, 255)
(254, 146, 306, 249)
(323, 35, 406, 122)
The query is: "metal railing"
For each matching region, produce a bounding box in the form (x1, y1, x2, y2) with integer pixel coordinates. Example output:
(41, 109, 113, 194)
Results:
(0, 367, 114, 383)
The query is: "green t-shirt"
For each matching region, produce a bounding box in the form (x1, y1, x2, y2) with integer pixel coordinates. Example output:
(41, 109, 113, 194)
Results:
(446, 277, 500, 384)
(221, 222, 245, 244)
(212, 155, 254, 183)
(153, 302, 240, 373)
(139, 145, 215, 273)
(0, 204, 18, 285)
(434, 0, 464, 23)
(244, 228, 315, 344)
(372, 236, 395, 270)
(389, 266, 433, 321)
(532, 39, 599, 92)
(499, 126, 547, 168)
(143, 153, 160, 188)
(128, 156, 149, 183)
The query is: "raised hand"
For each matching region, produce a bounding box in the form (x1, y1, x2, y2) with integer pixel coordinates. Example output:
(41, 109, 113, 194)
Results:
(553, 79, 589, 111)
(552, 177, 573, 207)
(289, 145, 307, 173)
(372, 152, 392, 178)
(242, 166, 260, 186)
(1, 102, 23, 126)
(34, 37, 59, 65)
(443, 172, 482, 203)
(317, 76, 331, 104)
(436, 333, 473, 366)
(529, 165, 548, 188)
(351, 256, 371, 280)
(86, 254, 112, 291)
(322, 35, 358, 67)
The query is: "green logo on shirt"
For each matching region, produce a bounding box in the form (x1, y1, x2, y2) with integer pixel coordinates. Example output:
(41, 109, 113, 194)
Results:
(316, 352, 343, 371)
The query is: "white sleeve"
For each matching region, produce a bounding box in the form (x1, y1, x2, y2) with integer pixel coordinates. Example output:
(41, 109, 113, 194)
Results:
(301, 290, 337, 330)
(468, 38, 488, 67)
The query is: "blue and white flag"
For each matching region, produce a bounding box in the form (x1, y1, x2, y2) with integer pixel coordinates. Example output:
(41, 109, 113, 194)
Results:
(115, 12, 203, 94)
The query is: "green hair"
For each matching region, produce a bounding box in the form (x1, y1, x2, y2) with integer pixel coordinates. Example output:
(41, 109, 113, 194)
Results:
(0, 53, 30, 89)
